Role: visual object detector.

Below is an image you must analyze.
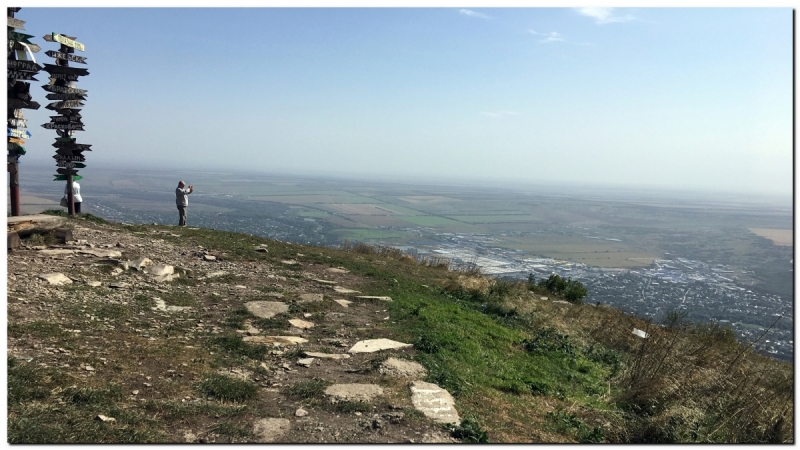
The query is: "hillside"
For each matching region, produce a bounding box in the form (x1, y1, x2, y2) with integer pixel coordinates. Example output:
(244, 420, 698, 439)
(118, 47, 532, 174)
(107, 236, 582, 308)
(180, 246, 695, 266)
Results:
(6, 214, 793, 443)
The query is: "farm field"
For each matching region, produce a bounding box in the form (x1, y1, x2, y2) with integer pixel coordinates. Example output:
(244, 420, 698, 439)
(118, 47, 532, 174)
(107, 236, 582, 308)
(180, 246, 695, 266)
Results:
(749, 228, 793, 246)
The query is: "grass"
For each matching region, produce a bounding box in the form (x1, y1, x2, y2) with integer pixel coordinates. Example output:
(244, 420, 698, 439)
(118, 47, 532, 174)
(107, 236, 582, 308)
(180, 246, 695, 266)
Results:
(198, 374, 258, 403)
(286, 379, 331, 399)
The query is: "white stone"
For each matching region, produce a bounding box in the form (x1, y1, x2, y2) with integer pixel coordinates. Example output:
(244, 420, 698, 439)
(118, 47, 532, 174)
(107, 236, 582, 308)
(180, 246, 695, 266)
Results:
(313, 279, 337, 285)
(86, 281, 101, 287)
(334, 299, 352, 308)
(144, 264, 174, 276)
(281, 260, 298, 265)
(632, 328, 649, 338)
(355, 296, 392, 302)
(324, 384, 384, 403)
(348, 338, 412, 354)
(36, 249, 75, 256)
(296, 358, 314, 367)
(325, 268, 349, 274)
(243, 336, 308, 346)
(79, 249, 123, 258)
(129, 257, 154, 270)
(380, 357, 427, 378)
(288, 319, 314, 329)
(295, 408, 308, 417)
(154, 273, 179, 283)
(252, 418, 291, 443)
(245, 301, 288, 319)
(38, 273, 72, 285)
(153, 299, 192, 313)
(410, 381, 460, 424)
(333, 286, 360, 294)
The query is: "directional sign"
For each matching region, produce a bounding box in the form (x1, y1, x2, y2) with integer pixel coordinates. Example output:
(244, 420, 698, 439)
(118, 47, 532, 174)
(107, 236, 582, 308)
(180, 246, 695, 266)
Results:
(13, 41, 40, 53)
(42, 122, 84, 131)
(12, 110, 24, 119)
(55, 148, 81, 156)
(7, 99, 40, 110)
(54, 154, 85, 162)
(8, 30, 34, 44)
(56, 168, 79, 175)
(45, 93, 87, 101)
(44, 50, 87, 64)
(56, 129, 76, 138)
(7, 69, 38, 81)
(7, 16, 26, 30)
(43, 64, 90, 76)
(42, 84, 88, 95)
(55, 136, 76, 144)
(8, 137, 25, 145)
(54, 174, 83, 181)
(10, 80, 31, 93)
(47, 73, 80, 82)
(46, 100, 84, 110)
(8, 128, 31, 139)
(50, 115, 82, 123)
(14, 92, 33, 103)
(8, 118, 27, 128)
(56, 161, 86, 168)
(50, 33, 85, 52)
(8, 59, 42, 72)
(8, 143, 26, 155)
(53, 144, 91, 152)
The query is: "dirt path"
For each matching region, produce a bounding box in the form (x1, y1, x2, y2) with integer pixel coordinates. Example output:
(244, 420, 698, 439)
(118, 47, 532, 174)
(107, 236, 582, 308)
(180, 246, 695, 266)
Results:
(7, 221, 459, 443)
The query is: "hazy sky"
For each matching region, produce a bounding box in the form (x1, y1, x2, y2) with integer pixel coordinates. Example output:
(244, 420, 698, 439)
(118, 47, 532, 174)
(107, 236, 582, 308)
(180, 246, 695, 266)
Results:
(11, 6, 793, 197)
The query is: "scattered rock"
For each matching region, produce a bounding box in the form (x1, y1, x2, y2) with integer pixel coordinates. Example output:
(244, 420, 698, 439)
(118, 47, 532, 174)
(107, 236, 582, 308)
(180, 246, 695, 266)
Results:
(540, 296, 549, 300)
(280, 260, 298, 265)
(313, 279, 337, 285)
(37, 273, 73, 285)
(325, 268, 349, 274)
(333, 299, 352, 308)
(348, 338, 412, 354)
(154, 273, 180, 283)
(252, 418, 291, 443)
(379, 357, 427, 378)
(296, 358, 315, 367)
(303, 351, 350, 360)
(94, 414, 116, 423)
(410, 381, 460, 424)
(288, 319, 314, 329)
(144, 264, 174, 277)
(79, 249, 123, 258)
(205, 271, 228, 278)
(128, 257, 154, 270)
(295, 408, 308, 417)
(85, 365, 95, 371)
(254, 246, 268, 253)
(108, 282, 128, 289)
(86, 281, 101, 287)
(632, 328, 649, 338)
(298, 293, 323, 302)
(355, 296, 392, 302)
(153, 299, 192, 313)
(203, 254, 216, 262)
(36, 249, 75, 256)
(333, 286, 359, 294)
(183, 431, 197, 443)
(244, 301, 288, 319)
(132, 390, 139, 395)
(324, 384, 384, 403)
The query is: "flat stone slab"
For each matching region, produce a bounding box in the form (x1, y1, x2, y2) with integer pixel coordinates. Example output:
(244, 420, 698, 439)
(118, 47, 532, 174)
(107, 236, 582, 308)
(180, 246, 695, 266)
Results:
(325, 268, 349, 274)
(303, 351, 350, 360)
(288, 319, 314, 329)
(410, 381, 460, 425)
(86, 281, 101, 287)
(380, 357, 427, 378)
(152, 299, 191, 313)
(128, 257, 154, 270)
(356, 295, 392, 302)
(280, 259, 298, 265)
(243, 336, 308, 346)
(334, 299, 352, 308)
(245, 301, 288, 319)
(154, 273, 179, 283)
(324, 383, 384, 403)
(296, 358, 314, 367)
(313, 279, 337, 285)
(38, 272, 72, 285)
(205, 271, 228, 278)
(333, 286, 360, 294)
(348, 338, 412, 354)
(79, 249, 123, 258)
(252, 418, 291, 443)
(298, 293, 323, 302)
(7, 214, 68, 232)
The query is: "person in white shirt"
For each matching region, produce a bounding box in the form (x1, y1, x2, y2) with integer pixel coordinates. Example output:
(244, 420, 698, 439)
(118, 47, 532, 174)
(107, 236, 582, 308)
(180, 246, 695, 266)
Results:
(64, 181, 83, 213)
(175, 180, 194, 226)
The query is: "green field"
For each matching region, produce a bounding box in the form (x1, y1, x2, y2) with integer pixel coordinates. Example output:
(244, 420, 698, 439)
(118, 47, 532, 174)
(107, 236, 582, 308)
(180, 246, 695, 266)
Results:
(401, 215, 467, 227)
(333, 228, 408, 240)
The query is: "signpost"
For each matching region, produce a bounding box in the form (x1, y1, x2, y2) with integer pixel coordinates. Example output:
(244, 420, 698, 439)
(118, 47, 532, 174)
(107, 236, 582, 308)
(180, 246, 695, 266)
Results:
(41, 29, 90, 216)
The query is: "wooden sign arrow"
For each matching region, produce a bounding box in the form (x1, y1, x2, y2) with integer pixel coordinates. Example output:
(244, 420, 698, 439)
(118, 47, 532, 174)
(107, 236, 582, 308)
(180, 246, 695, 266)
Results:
(57, 161, 86, 168)
(54, 136, 76, 144)
(49, 115, 82, 124)
(8, 128, 31, 139)
(47, 73, 80, 82)
(8, 143, 25, 154)
(50, 33, 85, 52)
(42, 122, 84, 131)
(7, 69, 38, 81)
(14, 92, 33, 103)
(8, 118, 27, 128)
(7, 99, 40, 110)
(54, 154, 85, 162)
(8, 137, 25, 144)
(7, 16, 26, 30)
(10, 80, 31, 93)
(11, 110, 24, 119)
(55, 147, 82, 156)
(54, 108, 82, 116)
(13, 41, 40, 53)
(42, 84, 88, 95)
(8, 59, 42, 72)
(42, 64, 90, 76)
(45, 93, 87, 101)
(56, 168, 79, 175)
(46, 100, 84, 110)
(53, 174, 83, 181)
(44, 50, 87, 64)
(8, 30, 34, 44)
(53, 143, 91, 151)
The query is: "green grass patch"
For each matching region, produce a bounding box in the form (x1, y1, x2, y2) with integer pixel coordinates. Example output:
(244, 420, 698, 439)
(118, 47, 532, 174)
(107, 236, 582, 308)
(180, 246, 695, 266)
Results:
(161, 291, 197, 307)
(209, 335, 268, 361)
(286, 379, 331, 399)
(198, 374, 258, 403)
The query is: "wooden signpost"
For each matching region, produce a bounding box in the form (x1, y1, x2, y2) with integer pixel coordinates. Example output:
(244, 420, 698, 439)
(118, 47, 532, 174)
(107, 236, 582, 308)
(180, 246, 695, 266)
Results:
(41, 28, 89, 216)
(7, 8, 42, 216)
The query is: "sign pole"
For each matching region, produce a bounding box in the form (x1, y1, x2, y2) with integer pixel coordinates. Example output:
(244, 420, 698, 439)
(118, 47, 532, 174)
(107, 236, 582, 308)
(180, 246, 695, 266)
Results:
(8, 158, 20, 216)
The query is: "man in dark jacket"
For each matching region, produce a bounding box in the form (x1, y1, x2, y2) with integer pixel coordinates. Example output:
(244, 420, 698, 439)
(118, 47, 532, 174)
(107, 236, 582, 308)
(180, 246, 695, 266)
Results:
(175, 181, 194, 226)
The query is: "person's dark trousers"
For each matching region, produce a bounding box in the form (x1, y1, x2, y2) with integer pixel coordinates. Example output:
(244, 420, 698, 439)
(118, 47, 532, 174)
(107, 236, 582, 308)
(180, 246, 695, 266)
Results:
(75, 202, 81, 214)
(178, 205, 187, 226)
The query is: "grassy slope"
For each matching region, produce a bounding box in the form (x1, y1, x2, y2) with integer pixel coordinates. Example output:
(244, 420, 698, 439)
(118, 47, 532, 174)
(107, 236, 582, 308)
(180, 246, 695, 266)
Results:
(9, 216, 794, 443)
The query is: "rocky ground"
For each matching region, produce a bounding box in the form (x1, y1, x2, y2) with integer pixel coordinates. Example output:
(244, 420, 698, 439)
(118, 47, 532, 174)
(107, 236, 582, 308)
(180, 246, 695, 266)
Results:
(7, 220, 462, 443)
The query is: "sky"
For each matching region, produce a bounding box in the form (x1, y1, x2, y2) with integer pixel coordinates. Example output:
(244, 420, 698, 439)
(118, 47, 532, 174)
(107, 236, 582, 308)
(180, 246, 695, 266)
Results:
(8, 6, 794, 198)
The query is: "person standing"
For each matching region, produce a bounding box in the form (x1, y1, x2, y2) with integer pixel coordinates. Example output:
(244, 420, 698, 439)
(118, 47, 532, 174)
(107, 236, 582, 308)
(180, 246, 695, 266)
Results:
(175, 180, 194, 226)
(64, 180, 83, 214)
